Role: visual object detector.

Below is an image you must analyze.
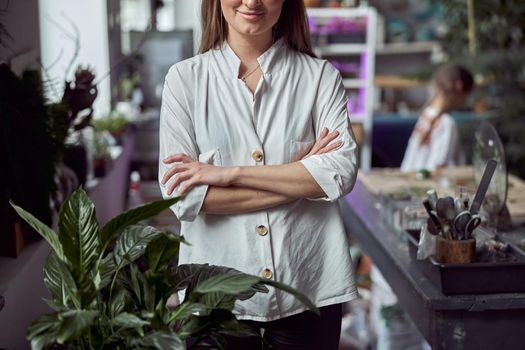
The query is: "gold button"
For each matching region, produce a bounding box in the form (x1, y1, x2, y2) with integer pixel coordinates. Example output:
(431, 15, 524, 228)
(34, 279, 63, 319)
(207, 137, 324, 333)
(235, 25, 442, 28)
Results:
(256, 225, 268, 236)
(251, 150, 264, 162)
(261, 268, 273, 279)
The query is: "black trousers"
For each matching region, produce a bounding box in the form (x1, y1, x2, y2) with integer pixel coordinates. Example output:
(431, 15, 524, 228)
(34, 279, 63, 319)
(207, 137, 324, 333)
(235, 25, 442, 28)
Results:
(190, 303, 342, 350)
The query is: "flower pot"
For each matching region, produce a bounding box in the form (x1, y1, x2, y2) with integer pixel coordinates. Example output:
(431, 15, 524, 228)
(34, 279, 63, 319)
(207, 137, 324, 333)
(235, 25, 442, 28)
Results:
(0, 221, 26, 258)
(435, 237, 476, 264)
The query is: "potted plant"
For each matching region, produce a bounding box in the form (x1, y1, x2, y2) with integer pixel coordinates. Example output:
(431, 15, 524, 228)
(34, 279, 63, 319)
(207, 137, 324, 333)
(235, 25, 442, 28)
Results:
(91, 111, 130, 142)
(91, 132, 112, 178)
(0, 64, 58, 254)
(11, 189, 317, 349)
(50, 66, 99, 188)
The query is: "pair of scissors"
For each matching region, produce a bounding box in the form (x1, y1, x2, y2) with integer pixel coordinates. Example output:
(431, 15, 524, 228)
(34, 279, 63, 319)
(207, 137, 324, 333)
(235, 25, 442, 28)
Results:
(453, 159, 497, 240)
(453, 210, 481, 240)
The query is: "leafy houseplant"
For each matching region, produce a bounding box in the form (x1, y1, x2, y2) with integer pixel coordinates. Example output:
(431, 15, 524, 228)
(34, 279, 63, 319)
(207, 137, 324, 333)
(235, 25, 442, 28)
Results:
(11, 189, 317, 349)
(1, 64, 57, 230)
(437, 0, 525, 179)
(91, 112, 130, 140)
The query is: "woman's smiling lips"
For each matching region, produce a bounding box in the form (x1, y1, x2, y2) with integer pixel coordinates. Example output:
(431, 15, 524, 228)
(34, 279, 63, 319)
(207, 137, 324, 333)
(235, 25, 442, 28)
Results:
(237, 10, 264, 21)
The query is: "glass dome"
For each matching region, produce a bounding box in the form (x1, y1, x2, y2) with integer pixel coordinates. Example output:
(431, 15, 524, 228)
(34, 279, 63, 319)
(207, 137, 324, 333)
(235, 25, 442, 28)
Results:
(472, 121, 508, 214)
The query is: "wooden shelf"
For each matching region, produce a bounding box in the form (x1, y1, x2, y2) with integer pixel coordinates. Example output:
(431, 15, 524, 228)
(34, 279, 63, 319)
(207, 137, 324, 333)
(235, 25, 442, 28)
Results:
(376, 41, 437, 55)
(343, 78, 366, 88)
(314, 43, 368, 56)
(374, 75, 427, 88)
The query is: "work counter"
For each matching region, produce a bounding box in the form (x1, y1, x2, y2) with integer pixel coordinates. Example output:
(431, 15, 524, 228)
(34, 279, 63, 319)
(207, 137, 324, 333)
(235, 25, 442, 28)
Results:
(340, 173, 525, 350)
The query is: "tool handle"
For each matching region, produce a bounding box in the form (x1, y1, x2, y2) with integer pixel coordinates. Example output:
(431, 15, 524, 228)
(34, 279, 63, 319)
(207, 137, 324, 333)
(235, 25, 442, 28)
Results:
(470, 159, 497, 215)
(423, 199, 442, 233)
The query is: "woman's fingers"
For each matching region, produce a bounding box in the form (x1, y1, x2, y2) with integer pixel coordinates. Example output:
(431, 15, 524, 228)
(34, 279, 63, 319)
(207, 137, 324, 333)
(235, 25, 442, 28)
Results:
(309, 130, 339, 155)
(167, 170, 194, 196)
(319, 140, 343, 154)
(178, 178, 200, 196)
(163, 153, 194, 164)
(161, 163, 190, 185)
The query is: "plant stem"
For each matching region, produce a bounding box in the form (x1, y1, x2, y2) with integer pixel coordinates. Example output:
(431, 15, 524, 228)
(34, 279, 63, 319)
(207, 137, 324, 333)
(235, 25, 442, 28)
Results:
(467, 0, 477, 57)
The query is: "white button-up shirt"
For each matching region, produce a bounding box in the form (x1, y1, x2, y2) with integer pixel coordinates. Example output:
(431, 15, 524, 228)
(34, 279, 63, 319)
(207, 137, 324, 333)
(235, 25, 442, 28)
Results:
(158, 39, 358, 321)
(401, 107, 460, 172)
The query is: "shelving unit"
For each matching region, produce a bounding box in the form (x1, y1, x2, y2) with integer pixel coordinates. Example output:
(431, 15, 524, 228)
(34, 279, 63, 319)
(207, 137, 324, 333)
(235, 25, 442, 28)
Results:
(376, 41, 437, 55)
(307, 7, 377, 171)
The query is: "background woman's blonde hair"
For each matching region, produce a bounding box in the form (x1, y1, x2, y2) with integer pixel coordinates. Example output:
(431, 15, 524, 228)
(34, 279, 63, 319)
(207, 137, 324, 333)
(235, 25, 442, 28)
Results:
(199, 0, 316, 57)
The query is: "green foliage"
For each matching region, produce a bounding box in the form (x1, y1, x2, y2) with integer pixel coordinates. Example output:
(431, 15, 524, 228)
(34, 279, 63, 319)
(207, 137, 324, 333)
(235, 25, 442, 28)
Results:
(438, 0, 525, 178)
(91, 112, 129, 135)
(1, 64, 57, 226)
(11, 188, 318, 349)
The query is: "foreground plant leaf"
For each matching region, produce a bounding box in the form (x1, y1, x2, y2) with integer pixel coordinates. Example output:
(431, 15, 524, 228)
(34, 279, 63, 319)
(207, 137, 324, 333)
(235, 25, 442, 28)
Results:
(146, 232, 188, 273)
(100, 197, 180, 246)
(43, 252, 80, 309)
(10, 201, 65, 260)
(114, 225, 162, 267)
(58, 188, 100, 274)
(137, 330, 184, 350)
(56, 309, 99, 343)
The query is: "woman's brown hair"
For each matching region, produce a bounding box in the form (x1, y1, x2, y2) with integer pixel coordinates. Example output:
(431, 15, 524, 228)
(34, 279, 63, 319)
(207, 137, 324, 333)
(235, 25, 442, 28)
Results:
(417, 64, 474, 145)
(433, 64, 474, 99)
(199, 0, 316, 57)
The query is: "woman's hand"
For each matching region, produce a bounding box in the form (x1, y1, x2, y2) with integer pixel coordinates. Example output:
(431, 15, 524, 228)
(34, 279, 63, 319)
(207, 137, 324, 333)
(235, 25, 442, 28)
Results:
(161, 154, 234, 196)
(301, 127, 343, 160)
(162, 127, 342, 196)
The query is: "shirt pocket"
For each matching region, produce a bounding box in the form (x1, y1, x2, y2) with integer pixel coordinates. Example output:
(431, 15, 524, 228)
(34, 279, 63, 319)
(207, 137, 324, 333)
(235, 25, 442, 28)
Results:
(198, 147, 222, 166)
(289, 140, 315, 163)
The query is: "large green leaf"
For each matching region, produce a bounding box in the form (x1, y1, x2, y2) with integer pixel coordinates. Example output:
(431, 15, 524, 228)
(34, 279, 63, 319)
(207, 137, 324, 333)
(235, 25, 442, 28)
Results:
(193, 273, 262, 296)
(174, 264, 318, 315)
(262, 279, 320, 315)
(109, 287, 129, 318)
(170, 264, 268, 301)
(171, 265, 268, 313)
(58, 188, 100, 273)
(146, 233, 188, 273)
(114, 225, 161, 267)
(178, 309, 259, 342)
(99, 252, 116, 289)
(43, 252, 79, 309)
(30, 333, 59, 350)
(191, 272, 265, 311)
(111, 312, 149, 329)
(10, 201, 65, 260)
(100, 197, 180, 246)
(27, 313, 60, 342)
(168, 302, 210, 323)
(56, 309, 99, 343)
(138, 331, 184, 350)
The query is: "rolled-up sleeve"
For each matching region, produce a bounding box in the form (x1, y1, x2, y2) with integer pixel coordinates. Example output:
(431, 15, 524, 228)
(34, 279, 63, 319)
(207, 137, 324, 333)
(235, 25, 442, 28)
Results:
(158, 66, 208, 221)
(300, 62, 358, 202)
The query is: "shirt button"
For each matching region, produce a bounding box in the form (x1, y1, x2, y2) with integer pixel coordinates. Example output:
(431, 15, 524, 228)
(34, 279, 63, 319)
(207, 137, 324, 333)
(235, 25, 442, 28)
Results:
(256, 225, 268, 236)
(261, 268, 273, 279)
(251, 150, 264, 162)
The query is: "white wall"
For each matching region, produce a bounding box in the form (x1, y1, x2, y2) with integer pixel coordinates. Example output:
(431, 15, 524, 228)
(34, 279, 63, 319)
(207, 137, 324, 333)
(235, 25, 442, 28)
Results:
(39, 0, 111, 117)
(174, 0, 201, 53)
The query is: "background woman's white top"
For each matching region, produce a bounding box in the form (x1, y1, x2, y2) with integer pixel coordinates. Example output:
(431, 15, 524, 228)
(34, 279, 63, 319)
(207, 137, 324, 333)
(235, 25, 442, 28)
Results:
(158, 39, 358, 321)
(401, 107, 460, 172)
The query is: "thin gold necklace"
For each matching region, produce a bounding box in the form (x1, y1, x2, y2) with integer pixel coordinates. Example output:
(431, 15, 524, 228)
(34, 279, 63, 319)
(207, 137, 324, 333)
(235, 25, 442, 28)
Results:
(240, 64, 260, 83)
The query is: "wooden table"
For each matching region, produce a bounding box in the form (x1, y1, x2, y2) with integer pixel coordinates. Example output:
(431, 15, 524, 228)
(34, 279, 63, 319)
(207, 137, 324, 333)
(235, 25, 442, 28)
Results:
(340, 179, 525, 350)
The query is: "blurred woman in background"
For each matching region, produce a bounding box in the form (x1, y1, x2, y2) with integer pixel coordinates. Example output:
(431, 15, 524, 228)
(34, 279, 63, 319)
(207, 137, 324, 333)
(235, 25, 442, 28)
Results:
(401, 64, 474, 172)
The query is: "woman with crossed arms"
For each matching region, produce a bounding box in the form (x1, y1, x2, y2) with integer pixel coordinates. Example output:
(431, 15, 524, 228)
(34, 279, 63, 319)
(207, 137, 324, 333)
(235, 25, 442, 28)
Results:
(159, 0, 359, 348)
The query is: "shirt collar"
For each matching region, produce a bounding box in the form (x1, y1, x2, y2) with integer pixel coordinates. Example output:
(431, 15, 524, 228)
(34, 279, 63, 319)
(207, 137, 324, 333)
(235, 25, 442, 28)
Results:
(219, 38, 285, 78)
